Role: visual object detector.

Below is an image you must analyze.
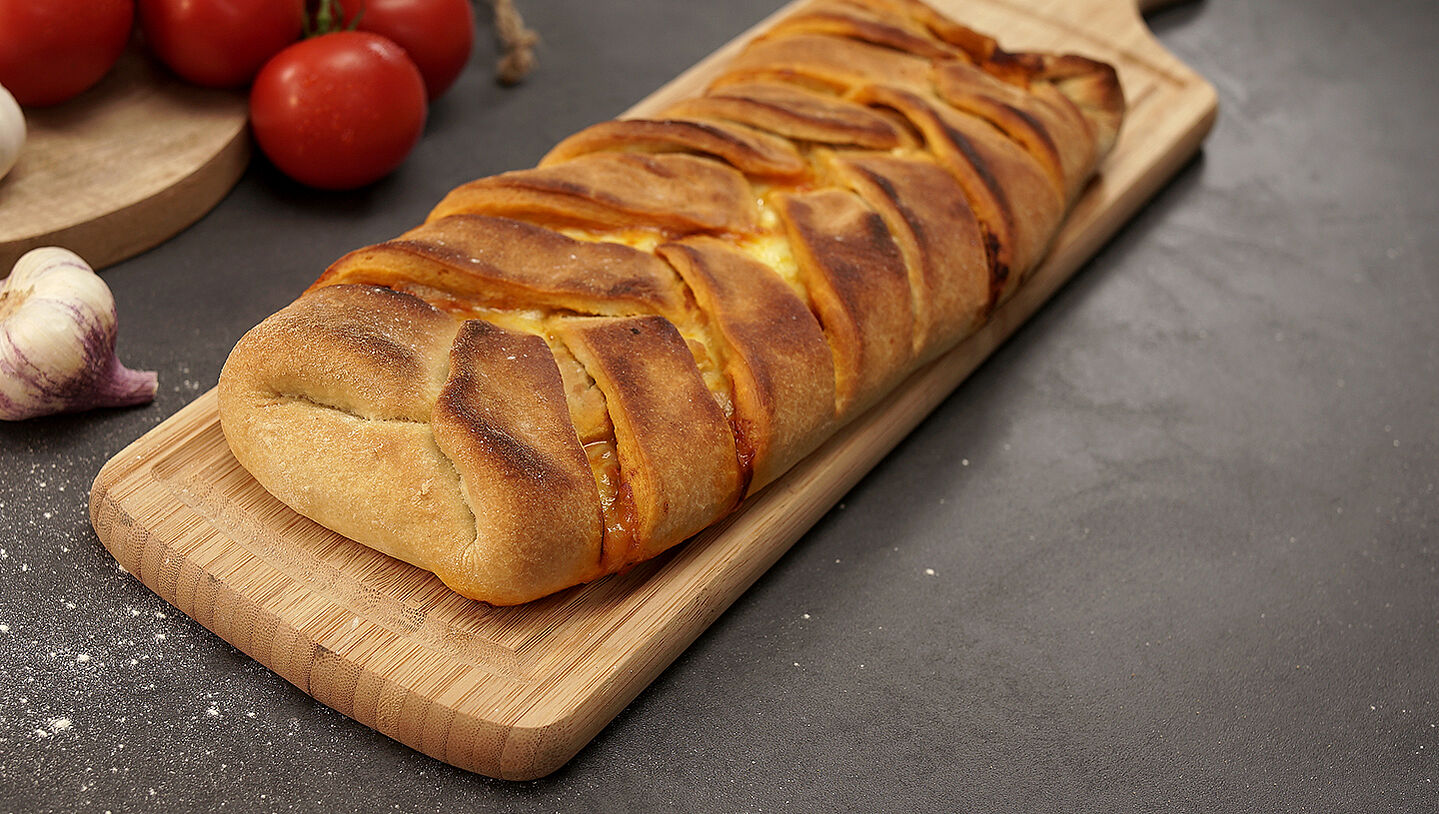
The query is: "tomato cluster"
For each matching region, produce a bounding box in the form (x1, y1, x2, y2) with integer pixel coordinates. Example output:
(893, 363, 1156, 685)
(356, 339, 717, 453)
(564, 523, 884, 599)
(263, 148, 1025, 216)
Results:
(0, 0, 475, 189)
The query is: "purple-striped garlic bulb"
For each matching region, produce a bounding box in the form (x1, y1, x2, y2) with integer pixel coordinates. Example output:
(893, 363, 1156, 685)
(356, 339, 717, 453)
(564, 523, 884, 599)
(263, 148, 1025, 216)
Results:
(0, 247, 156, 420)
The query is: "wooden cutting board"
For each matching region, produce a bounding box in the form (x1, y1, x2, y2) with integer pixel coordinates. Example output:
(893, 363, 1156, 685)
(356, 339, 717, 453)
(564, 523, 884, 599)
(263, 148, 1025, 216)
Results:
(90, 0, 1216, 781)
(0, 41, 249, 274)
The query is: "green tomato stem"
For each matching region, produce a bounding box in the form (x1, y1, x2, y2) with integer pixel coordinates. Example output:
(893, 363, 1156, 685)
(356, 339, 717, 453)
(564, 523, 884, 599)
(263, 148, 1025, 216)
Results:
(306, 0, 362, 38)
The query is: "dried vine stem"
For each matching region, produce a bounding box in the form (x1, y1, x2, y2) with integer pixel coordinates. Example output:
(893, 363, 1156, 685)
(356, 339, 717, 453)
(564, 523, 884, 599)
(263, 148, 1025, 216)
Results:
(487, 0, 538, 85)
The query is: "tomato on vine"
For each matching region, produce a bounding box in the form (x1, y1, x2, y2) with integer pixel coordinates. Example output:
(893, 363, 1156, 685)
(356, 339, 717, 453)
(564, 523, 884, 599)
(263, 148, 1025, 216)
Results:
(138, 0, 305, 88)
(249, 31, 427, 189)
(337, 0, 475, 100)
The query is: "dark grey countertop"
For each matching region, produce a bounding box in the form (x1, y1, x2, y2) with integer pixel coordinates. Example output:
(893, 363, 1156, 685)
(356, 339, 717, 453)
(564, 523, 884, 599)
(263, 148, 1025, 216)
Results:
(3, 0, 1437, 811)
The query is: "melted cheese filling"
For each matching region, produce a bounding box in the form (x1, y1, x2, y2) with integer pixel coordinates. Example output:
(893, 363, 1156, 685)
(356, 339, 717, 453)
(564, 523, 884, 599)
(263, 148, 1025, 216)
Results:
(549, 338, 625, 542)
(734, 230, 802, 297)
(559, 226, 665, 254)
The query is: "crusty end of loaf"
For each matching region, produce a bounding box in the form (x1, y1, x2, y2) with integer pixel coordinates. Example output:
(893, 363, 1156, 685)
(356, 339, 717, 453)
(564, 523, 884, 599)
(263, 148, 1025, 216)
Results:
(218, 285, 605, 606)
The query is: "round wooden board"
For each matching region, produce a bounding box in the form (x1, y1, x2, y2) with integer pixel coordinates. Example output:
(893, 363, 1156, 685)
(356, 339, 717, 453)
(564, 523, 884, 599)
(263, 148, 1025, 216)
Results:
(0, 43, 250, 275)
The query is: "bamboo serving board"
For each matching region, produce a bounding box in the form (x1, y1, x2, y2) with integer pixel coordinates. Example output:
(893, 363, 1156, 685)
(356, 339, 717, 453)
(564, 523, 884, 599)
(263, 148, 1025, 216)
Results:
(90, 0, 1216, 781)
(0, 42, 249, 274)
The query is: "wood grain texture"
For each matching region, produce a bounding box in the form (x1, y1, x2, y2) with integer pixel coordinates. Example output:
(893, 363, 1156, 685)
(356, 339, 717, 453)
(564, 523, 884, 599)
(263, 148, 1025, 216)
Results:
(0, 43, 249, 274)
(89, 0, 1216, 781)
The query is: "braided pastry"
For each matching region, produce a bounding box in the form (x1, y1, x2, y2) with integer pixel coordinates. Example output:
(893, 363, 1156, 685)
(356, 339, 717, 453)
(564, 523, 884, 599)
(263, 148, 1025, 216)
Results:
(218, 0, 1125, 605)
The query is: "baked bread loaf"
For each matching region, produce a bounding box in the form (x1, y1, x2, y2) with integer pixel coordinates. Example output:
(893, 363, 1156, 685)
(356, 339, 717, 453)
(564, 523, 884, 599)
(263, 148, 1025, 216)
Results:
(218, 0, 1125, 605)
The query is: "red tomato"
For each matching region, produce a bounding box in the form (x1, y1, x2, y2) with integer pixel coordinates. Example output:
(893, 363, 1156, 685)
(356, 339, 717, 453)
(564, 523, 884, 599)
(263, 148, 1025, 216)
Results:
(250, 32, 427, 190)
(0, 0, 134, 106)
(139, 0, 304, 88)
(338, 0, 474, 100)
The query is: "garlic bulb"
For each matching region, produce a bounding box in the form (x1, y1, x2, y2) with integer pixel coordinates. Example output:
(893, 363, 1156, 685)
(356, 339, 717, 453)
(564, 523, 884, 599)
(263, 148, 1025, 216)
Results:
(0, 247, 157, 420)
(0, 83, 22, 181)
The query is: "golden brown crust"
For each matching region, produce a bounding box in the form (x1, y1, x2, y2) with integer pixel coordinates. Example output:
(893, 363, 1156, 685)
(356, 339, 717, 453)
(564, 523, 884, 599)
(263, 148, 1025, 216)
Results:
(1042, 56, 1124, 159)
(713, 33, 933, 93)
(223, 284, 458, 421)
(431, 321, 606, 604)
(218, 0, 1126, 605)
(540, 118, 808, 180)
(217, 286, 475, 583)
(428, 152, 759, 235)
(766, 0, 965, 61)
(662, 81, 910, 150)
(657, 237, 837, 492)
(775, 188, 914, 416)
(825, 150, 992, 353)
(851, 84, 1063, 300)
(317, 214, 687, 319)
(555, 316, 743, 567)
(931, 60, 1105, 201)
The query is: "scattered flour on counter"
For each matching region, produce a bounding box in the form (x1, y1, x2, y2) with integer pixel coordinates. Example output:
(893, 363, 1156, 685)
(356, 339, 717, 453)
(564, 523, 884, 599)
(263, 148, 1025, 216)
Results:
(35, 717, 74, 739)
